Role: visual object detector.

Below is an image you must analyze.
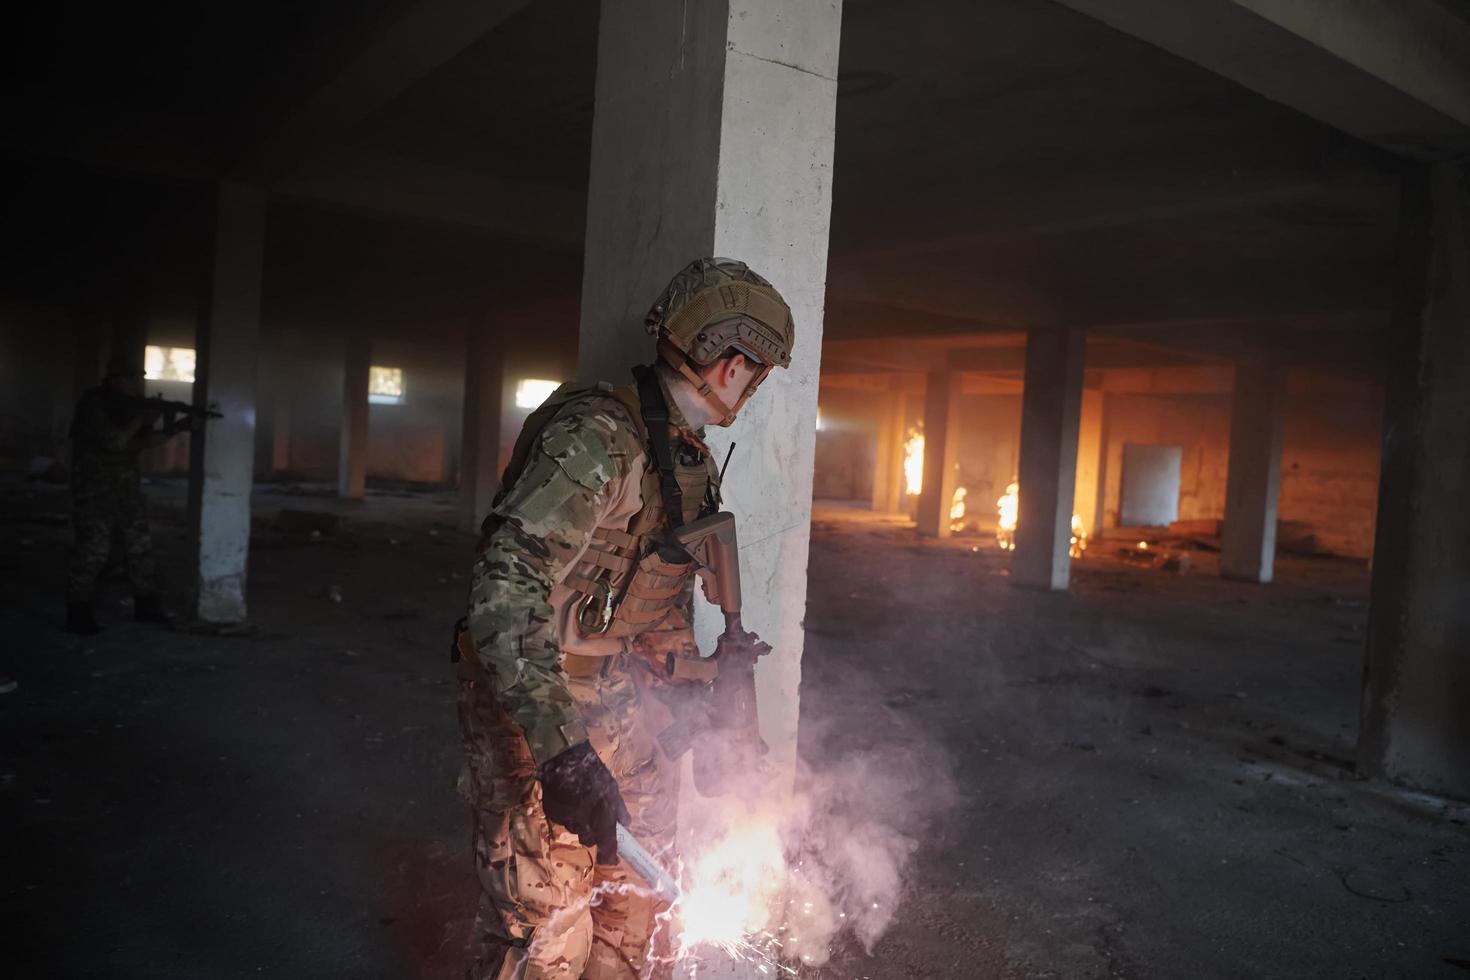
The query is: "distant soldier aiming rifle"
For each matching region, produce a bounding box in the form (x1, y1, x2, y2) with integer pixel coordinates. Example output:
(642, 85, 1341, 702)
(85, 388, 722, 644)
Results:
(64, 353, 217, 634)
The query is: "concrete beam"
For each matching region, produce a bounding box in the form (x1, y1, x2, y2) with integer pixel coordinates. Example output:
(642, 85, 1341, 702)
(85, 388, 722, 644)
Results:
(233, 1, 532, 184)
(1012, 327, 1087, 591)
(187, 183, 265, 624)
(1220, 362, 1287, 583)
(271, 149, 583, 250)
(915, 372, 962, 538)
(1090, 366, 1235, 396)
(579, 0, 840, 779)
(1359, 161, 1470, 800)
(1052, 0, 1470, 158)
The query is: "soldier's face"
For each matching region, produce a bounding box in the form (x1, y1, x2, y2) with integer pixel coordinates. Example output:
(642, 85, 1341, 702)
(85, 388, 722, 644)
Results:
(109, 375, 144, 398)
(703, 354, 765, 419)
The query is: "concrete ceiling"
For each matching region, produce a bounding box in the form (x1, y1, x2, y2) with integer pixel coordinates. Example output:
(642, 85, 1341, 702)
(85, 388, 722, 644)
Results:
(1, 0, 1411, 374)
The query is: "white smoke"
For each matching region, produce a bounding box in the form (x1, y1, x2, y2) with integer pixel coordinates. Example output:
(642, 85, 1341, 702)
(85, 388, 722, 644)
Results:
(672, 736, 957, 973)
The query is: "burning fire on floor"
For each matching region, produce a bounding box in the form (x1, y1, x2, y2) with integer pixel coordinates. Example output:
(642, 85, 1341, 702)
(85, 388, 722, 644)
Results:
(993, 481, 1088, 558)
(903, 429, 924, 496)
(949, 486, 968, 532)
(996, 481, 1019, 550)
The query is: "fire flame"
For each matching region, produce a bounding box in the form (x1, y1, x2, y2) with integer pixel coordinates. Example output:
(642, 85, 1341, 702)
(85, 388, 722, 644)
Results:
(902, 430, 924, 496)
(1070, 514, 1089, 559)
(950, 486, 968, 532)
(996, 481, 1018, 551)
(995, 480, 1088, 559)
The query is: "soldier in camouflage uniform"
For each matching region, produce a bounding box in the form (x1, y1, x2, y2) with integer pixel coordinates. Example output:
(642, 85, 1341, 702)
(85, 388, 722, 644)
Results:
(65, 355, 195, 634)
(457, 258, 796, 979)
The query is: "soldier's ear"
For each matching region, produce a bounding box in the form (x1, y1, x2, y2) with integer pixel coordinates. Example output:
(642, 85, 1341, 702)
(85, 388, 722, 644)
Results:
(721, 352, 753, 385)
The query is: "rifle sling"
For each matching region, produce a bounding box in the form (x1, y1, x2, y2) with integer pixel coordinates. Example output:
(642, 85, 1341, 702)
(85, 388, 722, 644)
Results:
(632, 365, 686, 532)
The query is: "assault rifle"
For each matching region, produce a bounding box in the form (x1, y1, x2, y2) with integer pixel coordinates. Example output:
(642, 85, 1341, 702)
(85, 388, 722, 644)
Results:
(652, 511, 772, 796)
(111, 392, 223, 422)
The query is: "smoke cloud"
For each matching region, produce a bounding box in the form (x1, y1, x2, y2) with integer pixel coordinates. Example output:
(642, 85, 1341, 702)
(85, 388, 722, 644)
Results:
(671, 716, 958, 973)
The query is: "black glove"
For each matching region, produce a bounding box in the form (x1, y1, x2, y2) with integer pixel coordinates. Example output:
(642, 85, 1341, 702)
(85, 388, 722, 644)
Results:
(537, 742, 630, 865)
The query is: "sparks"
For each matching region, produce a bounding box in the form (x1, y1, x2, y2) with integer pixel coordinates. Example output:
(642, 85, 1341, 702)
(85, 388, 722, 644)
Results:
(657, 806, 842, 976)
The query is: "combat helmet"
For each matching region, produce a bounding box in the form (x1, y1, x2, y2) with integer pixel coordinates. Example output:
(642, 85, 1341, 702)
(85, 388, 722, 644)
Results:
(105, 351, 145, 380)
(644, 258, 795, 426)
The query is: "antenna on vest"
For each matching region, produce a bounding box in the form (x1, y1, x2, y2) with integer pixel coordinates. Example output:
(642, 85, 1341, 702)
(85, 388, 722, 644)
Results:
(719, 443, 736, 484)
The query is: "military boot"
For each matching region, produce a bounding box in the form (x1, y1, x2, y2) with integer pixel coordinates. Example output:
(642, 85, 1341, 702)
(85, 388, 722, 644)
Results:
(133, 594, 174, 627)
(66, 602, 103, 635)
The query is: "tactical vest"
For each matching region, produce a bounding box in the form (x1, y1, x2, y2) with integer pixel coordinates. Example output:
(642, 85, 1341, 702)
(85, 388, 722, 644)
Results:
(489, 376, 720, 639)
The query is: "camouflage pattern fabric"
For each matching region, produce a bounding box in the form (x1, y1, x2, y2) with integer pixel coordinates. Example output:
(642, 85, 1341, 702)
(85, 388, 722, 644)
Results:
(464, 394, 648, 766)
(458, 657, 677, 980)
(66, 389, 160, 602)
(461, 387, 698, 979)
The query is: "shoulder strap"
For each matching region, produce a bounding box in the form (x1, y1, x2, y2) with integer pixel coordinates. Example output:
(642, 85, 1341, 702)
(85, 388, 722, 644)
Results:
(632, 364, 686, 530)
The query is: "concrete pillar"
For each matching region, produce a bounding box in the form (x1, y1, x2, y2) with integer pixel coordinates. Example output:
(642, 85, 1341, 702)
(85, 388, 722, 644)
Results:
(1220, 362, 1287, 583)
(870, 381, 906, 514)
(579, 0, 839, 777)
(1012, 327, 1086, 591)
(1359, 161, 1470, 800)
(1073, 387, 1105, 540)
(459, 325, 505, 534)
(338, 333, 370, 500)
(915, 372, 961, 538)
(270, 391, 292, 474)
(187, 183, 264, 624)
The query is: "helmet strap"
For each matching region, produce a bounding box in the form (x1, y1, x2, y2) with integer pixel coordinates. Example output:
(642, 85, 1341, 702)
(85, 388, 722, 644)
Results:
(659, 341, 741, 427)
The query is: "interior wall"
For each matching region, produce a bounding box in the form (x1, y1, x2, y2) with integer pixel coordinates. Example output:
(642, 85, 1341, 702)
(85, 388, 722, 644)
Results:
(0, 299, 79, 468)
(1097, 382, 1381, 558)
(365, 337, 463, 486)
(954, 394, 1022, 522)
(270, 332, 347, 481)
(1278, 376, 1382, 559)
(1101, 392, 1232, 529)
(813, 388, 882, 500)
(812, 388, 1021, 513)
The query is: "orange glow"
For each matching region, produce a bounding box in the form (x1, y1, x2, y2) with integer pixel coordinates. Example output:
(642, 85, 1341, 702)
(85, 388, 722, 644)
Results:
(996, 481, 1018, 551)
(1070, 513, 1089, 559)
(950, 487, 968, 532)
(903, 431, 924, 496)
(996, 482, 1087, 559)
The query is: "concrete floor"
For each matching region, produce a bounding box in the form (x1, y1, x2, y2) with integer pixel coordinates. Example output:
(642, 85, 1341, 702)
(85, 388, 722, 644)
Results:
(1, 480, 1466, 979)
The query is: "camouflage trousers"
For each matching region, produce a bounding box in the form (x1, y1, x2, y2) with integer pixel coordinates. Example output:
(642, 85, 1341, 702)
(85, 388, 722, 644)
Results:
(67, 458, 156, 603)
(458, 654, 679, 980)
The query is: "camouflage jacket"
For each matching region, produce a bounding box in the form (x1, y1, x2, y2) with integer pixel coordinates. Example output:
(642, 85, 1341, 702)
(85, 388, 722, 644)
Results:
(69, 388, 170, 466)
(465, 372, 707, 764)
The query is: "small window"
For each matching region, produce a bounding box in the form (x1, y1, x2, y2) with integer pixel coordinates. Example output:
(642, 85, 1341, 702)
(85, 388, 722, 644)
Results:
(144, 345, 196, 383)
(368, 366, 404, 405)
(515, 378, 560, 410)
